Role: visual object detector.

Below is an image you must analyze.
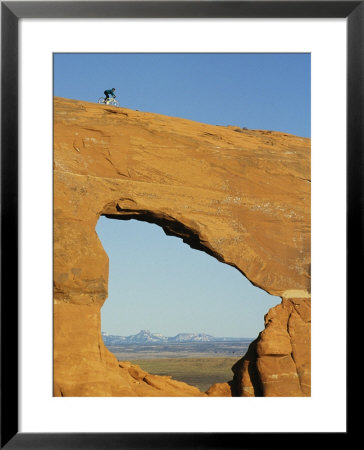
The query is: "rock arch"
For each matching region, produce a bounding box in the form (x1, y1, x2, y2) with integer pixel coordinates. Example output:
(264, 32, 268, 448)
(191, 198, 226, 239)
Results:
(53, 97, 310, 396)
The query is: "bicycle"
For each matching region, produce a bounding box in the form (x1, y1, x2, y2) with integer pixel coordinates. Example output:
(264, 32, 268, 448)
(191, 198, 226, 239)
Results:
(98, 97, 120, 107)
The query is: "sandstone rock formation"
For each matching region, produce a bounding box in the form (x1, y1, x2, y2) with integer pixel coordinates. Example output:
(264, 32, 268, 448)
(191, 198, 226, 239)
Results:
(53, 97, 311, 397)
(232, 297, 311, 397)
(206, 382, 233, 397)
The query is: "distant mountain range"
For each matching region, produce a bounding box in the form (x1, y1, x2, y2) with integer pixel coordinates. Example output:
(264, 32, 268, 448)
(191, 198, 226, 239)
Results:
(101, 329, 251, 345)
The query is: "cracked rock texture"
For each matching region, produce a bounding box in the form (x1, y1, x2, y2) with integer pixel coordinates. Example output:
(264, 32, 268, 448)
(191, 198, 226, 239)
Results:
(53, 97, 311, 397)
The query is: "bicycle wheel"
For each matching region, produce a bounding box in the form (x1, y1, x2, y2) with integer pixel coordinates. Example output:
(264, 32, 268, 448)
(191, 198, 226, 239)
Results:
(98, 97, 106, 104)
(109, 99, 119, 107)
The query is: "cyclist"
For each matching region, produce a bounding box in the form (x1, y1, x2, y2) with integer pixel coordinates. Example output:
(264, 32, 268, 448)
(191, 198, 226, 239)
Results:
(103, 88, 116, 103)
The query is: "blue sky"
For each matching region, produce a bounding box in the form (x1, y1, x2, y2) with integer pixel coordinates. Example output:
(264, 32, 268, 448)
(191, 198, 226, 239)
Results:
(96, 218, 281, 338)
(54, 53, 310, 137)
(54, 53, 310, 338)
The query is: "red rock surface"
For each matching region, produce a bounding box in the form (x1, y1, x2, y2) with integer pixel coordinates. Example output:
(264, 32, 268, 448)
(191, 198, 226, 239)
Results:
(233, 298, 311, 397)
(206, 382, 232, 397)
(53, 98, 311, 397)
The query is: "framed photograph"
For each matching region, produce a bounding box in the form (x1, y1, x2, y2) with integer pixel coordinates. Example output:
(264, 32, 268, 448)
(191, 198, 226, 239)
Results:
(2, 1, 358, 448)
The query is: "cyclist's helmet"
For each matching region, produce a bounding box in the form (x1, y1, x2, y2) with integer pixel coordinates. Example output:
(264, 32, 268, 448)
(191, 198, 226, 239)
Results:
(112, 88, 115, 91)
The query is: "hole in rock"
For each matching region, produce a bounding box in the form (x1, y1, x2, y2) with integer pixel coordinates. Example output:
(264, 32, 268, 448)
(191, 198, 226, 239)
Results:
(96, 215, 280, 393)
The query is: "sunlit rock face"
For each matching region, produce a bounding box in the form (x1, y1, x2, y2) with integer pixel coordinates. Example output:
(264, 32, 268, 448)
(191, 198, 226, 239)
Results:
(53, 97, 311, 397)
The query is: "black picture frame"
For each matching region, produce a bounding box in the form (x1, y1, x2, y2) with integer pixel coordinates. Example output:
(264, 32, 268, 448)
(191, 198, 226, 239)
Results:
(1, 1, 358, 448)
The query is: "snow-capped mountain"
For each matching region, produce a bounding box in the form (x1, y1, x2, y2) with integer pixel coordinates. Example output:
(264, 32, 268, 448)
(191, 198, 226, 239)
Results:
(101, 330, 249, 345)
(101, 332, 127, 346)
(168, 333, 216, 342)
(124, 330, 168, 343)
